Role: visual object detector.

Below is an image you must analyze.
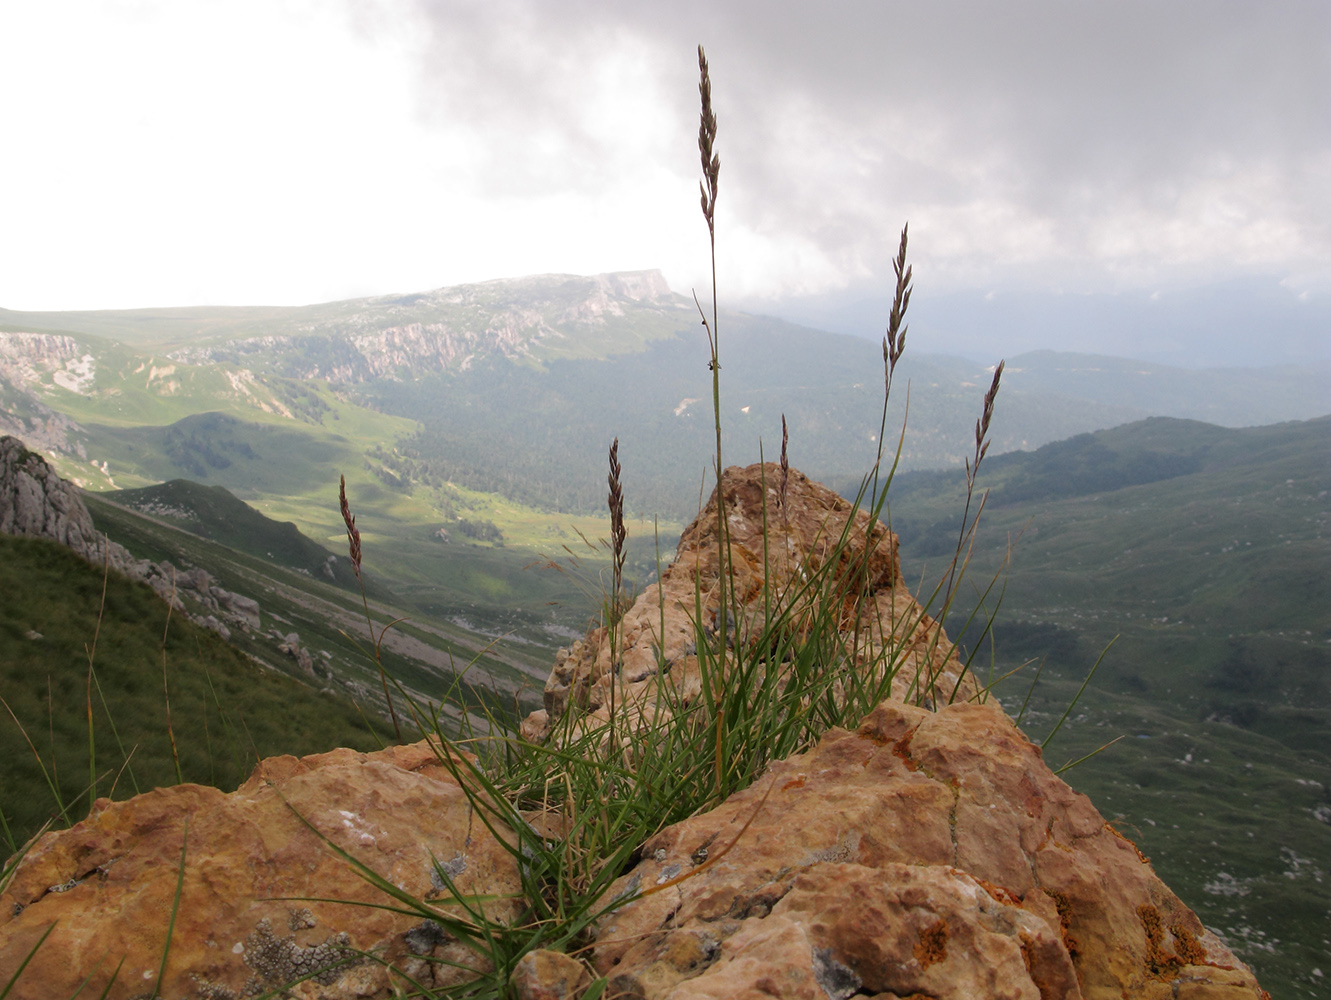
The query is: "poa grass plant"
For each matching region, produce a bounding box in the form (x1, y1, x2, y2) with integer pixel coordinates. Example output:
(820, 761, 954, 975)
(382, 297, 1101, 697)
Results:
(3, 45, 1016, 1000)
(305, 45, 1014, 997)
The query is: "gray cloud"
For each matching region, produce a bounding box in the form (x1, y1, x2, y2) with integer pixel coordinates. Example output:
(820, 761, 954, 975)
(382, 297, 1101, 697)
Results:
(406, 0, 1331, 298)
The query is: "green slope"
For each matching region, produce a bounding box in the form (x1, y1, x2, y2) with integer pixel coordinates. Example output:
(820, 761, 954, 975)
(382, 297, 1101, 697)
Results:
(882, 414, 1331, 996)
(102, 478, 354, 578)
(0, 534, 380, 850)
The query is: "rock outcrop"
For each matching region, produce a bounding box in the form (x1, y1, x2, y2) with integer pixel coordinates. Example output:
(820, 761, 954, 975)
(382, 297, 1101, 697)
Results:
(0, 433, 104, 557)
(0, 435, 262, 638)
(0, 741, 521, 999)
(523, 463, 975, 743)
(592, 698, 1264, 999)
(167, 271, 685, 384)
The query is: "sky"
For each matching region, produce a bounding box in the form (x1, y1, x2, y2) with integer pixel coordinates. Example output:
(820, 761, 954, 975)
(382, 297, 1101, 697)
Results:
(1, 0, 1328, 367)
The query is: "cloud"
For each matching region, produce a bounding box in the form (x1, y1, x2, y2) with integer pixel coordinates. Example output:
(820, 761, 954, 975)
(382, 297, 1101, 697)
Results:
(407, 0, 1331, 298)
(0, 0, 1325, 334)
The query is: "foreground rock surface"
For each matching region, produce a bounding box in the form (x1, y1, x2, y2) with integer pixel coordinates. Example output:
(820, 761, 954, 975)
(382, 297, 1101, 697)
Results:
(524, 463, 975, 742)
(0, 741, 521, 999)
(0, 460, 1269, 998)
(593, 698, 1267, 1000)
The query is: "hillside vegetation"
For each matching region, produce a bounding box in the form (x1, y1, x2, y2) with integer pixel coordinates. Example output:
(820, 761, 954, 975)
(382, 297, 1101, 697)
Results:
(0, 534, 379, 848)
(880, 414, 1331, 992)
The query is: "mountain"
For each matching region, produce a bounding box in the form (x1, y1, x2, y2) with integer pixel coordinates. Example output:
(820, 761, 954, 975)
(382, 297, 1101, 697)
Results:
(999, 350, 1331, 428)
(4, 271, 1325, 531)
(2, 268, 1327, 989)
(102, 478, 356, 580)
(0, 434, 567, 847)
(0, 270, 687, 359)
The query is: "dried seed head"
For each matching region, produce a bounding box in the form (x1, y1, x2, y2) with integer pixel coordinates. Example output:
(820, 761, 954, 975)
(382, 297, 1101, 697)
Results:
(607, 438, 627, 584)
(979, 360, 1004, 442)
(339, 474, 362, 582)
(967, 360, 1005, 488)
(885, 224, 911, 381)
(779, 414, 790, 510)
(698, 45, 719, 237)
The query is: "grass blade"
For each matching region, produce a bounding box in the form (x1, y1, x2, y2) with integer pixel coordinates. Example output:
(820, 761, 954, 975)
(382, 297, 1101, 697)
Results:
(1041, 636, 1118, 750)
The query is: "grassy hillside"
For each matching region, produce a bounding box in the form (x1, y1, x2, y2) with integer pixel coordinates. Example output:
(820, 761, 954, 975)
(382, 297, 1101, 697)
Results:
(882, 414, 1331, 996)
(0, 534, 380, 850)
(104, 478, 358, 579)
(78, 491, 555, 701)
(365, 319, 1143, 518)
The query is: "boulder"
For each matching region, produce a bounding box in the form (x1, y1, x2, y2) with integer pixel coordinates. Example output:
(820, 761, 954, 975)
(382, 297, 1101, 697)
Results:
(0, 740, 523, 999)
(0, 434, 102, 560)
(214, 587, 262, 629)
(592, 698, 1267, 999)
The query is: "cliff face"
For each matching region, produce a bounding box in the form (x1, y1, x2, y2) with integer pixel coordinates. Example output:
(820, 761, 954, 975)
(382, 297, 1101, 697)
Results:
(0, 462, 1269, 999)
(165, 269, 688, 384)
(0, 434, 105, 559)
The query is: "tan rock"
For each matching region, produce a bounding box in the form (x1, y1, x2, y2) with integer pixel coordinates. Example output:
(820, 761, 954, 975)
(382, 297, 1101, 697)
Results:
(527, 463, 975, 743)
(0, 740, 521, 999)
(509, 948, 593, 1000)
(592, 698, 1267, 1000)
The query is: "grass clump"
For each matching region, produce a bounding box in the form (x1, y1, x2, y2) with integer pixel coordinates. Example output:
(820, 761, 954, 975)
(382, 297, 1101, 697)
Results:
(3, 45, 1014, 1000)
(305, 45, 1010, 996)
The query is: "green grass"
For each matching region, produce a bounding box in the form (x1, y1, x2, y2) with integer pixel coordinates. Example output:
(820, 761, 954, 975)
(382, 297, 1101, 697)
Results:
(0, 534, 380, 849)
(78, 490, 551, 707)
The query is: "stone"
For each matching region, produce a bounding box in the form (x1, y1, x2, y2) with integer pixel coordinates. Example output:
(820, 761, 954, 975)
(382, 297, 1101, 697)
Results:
(509, 948, 593, 1000)
(0, 435, 101, 558)
(591, 698, 1267, 1000)
(215, 588, 262, 628)
(0, 740, 523, 999)
(524, 463, 975, 743)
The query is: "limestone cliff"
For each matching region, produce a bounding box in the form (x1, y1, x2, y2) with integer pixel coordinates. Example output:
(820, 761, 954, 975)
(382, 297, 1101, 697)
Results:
(167, 270, 687, 384)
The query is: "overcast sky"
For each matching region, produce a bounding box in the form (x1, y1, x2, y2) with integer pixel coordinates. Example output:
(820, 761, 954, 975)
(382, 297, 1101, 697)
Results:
(1, 1, 1327, 366)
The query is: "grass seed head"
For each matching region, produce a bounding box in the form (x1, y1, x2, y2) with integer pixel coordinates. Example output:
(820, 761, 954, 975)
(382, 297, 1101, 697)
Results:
(779, 414, 790, 510)
(698, 45, 719, 238)
(607, 438, 627, 586)
(885, 224, 911, 381)
(339, 474, 362, 582)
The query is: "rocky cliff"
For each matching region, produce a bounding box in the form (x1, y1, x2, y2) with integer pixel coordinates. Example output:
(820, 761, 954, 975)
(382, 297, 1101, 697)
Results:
(166, 270, 688, 384)
(0, 463, 1269, 999)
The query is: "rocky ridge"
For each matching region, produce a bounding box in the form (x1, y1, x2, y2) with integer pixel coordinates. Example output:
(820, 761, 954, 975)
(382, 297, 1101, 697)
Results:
(0, 434, 261, 641)
(165, 270, 687, 384)
(0, 463, 1269, 998)
(522, 463, 975, 745)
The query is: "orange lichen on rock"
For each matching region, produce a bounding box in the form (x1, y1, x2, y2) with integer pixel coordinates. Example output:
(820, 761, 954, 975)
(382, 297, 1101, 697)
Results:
(913, 918, 950, 969)
(1140, 902, 1183, 979)
(1105, 820, 1151, 864)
